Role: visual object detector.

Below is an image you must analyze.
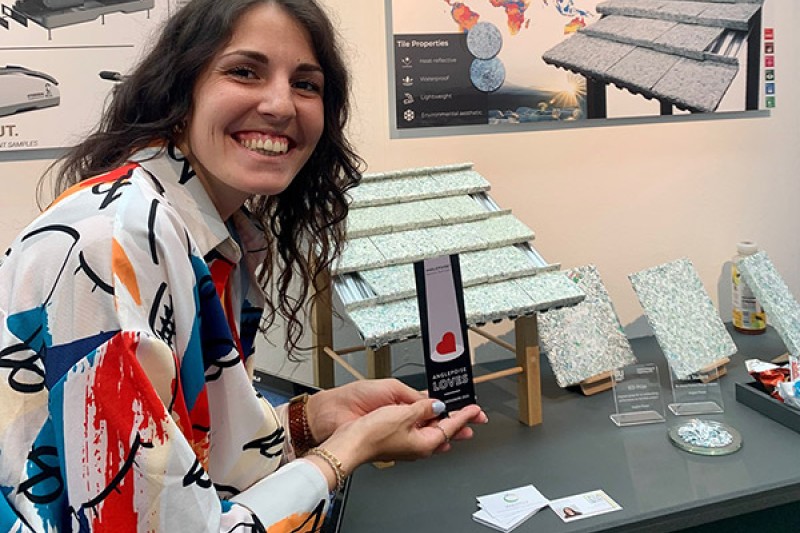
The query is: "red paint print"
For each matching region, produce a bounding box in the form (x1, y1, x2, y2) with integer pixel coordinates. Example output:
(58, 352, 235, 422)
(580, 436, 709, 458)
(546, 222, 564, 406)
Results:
(84, 332, 170, 529)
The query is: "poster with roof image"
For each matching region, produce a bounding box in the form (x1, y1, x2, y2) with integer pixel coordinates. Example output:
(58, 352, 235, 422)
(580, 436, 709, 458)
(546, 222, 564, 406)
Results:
(388, 0, 773, 136)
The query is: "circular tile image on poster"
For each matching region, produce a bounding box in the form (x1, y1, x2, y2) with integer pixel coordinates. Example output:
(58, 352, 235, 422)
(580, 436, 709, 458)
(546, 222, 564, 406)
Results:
(467, 21, 503, 59)
(470, 58, 505, 93)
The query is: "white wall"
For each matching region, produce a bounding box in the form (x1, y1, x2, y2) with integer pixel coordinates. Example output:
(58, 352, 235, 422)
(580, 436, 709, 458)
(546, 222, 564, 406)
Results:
(2, 1, 798, 385)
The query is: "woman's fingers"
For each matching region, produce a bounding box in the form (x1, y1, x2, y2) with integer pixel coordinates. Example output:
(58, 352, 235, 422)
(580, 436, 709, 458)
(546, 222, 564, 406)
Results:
(418, 403, 486, 449)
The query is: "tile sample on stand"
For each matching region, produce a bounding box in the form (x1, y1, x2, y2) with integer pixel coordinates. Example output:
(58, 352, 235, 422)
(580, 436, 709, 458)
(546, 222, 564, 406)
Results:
(629, 258, 736, 380)
(539, 265, 637, 388)
(736, 251, 800, 356)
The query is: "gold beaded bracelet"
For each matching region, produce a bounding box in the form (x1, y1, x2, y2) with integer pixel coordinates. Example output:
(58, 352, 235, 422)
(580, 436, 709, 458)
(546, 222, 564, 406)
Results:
(307, 447, 347, 492)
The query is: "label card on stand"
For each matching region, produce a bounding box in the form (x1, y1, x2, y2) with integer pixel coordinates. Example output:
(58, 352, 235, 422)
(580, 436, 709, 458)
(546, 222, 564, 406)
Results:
(610, 363, 666, 426)
(414, 254, 476, 412)
(668, 367, 724, 415)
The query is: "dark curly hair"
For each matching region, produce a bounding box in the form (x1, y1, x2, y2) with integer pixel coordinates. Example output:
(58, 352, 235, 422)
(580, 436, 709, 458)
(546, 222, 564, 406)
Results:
(43, 0, 362, 356)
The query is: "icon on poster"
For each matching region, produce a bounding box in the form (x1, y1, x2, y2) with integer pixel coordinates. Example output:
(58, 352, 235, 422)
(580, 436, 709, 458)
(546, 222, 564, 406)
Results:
(765, 83, 775, 95)
(764, 42, 774, 54)
(401, 75, 414, 87)
(403, 92, 415, 105)
(765, 56, 775, 68)
(403, 109, 415, 122)
(401, 56, 412, 68)
(765, 69, 775, 81)
(766, 96, 776, 108)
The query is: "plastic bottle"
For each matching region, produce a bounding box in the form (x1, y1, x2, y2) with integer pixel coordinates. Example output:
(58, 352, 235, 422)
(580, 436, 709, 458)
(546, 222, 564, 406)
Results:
(732, 241, 766, 334)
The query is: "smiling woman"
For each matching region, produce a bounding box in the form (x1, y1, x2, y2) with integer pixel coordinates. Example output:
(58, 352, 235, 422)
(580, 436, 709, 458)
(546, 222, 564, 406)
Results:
(179, 3, 326, 219)
(0, 1, 487, 532)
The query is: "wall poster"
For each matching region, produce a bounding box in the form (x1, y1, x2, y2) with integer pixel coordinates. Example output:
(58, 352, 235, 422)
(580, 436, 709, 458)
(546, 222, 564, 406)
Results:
(387, 0, 773, 137)
(0, 1, 189, 153)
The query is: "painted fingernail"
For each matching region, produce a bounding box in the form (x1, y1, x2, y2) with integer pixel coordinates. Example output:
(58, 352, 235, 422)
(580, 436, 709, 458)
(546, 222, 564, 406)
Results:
(432, 400, 446, 415)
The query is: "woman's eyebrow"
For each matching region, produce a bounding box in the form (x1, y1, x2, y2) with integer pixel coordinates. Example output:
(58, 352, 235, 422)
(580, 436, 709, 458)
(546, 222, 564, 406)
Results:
(220, 49, 323, 74)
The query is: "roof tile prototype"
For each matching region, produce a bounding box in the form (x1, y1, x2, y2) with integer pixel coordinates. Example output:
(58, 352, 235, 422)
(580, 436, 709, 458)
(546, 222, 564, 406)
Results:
(543, 0, 764, 112)
(334, 163, 585, 348)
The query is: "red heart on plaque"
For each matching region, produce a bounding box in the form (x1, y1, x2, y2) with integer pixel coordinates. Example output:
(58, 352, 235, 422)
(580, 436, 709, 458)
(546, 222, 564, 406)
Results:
(436, 332, 456, 355)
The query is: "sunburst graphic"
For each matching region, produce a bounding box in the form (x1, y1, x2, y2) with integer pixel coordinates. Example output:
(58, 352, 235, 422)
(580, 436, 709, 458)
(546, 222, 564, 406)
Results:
(550, 73, 586, 108)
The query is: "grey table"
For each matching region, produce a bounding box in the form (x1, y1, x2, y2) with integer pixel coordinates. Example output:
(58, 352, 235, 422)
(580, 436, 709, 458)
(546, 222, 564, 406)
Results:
(339, 326, 800, 532)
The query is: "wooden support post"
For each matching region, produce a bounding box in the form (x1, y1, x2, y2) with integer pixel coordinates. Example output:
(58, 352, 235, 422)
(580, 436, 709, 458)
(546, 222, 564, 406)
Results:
(579, 371, 614, 396)
(772, 352, 789, 365)
(695, 358, 730, 383)
(515, 315, 542, 426)
(311, 268, 335, 389)
(367, 345, 392, 379)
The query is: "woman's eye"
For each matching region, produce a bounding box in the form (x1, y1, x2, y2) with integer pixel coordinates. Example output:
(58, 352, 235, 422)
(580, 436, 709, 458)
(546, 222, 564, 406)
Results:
(227, 66, 257, 80)
(294, 80, 322, 94)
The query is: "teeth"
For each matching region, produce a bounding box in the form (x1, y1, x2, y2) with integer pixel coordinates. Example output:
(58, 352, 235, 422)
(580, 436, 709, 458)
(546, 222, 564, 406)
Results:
(240, 137, 288, 155)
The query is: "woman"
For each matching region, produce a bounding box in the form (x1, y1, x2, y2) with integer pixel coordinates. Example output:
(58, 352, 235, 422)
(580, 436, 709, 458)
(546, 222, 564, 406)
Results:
(0, 0, 487, 531)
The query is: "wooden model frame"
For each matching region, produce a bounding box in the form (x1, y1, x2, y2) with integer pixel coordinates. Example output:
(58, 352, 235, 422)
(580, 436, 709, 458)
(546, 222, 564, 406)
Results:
(311, 271, 544, 427)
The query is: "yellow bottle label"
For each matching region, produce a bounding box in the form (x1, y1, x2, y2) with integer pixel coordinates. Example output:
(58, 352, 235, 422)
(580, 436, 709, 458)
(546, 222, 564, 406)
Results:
(732, 263, 766, 330)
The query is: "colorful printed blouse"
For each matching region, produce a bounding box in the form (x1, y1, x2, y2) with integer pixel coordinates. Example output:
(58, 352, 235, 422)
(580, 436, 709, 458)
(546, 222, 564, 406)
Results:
(0, 148, 329, 532)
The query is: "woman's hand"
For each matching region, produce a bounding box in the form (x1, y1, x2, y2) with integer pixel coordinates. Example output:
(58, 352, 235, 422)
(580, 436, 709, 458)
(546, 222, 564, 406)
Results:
(305, 379, 425, 443)
(313, 398, 488, 479)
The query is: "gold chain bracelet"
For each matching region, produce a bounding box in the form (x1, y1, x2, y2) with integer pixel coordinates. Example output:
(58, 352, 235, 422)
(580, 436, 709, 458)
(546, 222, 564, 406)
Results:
(307, 447, 347, 492)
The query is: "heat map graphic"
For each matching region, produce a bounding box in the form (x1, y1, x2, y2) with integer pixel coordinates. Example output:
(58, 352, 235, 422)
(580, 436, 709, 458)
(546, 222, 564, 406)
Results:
(431, 0, 595, 124)
(444, 0, 592, 35)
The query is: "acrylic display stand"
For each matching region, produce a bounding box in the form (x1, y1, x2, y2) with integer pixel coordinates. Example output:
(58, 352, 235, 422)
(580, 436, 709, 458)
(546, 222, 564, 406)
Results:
(609, 363, 666, 427)
(667, 360, 726, 416)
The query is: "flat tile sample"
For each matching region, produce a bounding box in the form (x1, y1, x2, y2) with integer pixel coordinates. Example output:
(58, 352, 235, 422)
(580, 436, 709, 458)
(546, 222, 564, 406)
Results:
(348, 176, 441, 208)
(597, 1, 761, 30)
(539, 265, 637, 388)
(335, 213, 534, 275)
(459, 246, 547, 285)
(336, 237, 385, 274)
(543, 33, 636, 78)
(629, 258, 736, 379)
(346, 201, 440, 239)
(514, 273, 587, 314)
(350, 167, 490, 208)
(650, 57, 738, 113)
(347, 299, 422, 348)
(359, 263, 417, 304)
(581, 15, 677, 45)
(736, 251, 800, 356)
(347, 196, 494, 239)
(606, 46, 681, 89)
(355, 246, 556, 307)
(654, 23, 726, 61)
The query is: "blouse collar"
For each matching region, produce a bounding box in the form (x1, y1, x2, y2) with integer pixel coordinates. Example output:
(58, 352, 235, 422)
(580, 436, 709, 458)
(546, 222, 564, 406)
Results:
(132, 146, 267, 269)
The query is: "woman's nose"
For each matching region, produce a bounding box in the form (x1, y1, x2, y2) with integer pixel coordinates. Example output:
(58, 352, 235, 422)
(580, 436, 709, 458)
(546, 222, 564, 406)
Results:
(256, 80, 296, 123)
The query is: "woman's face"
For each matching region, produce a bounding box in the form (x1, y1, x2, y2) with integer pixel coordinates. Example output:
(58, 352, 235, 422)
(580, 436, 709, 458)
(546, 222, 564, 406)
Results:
(179, 2, 325, 219)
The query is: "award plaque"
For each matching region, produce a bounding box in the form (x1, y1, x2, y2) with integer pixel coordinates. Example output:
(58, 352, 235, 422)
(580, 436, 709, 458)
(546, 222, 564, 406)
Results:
(610, 363, 666, 427)
(414, 254, 477, 412)
(668, 368, 724, 415)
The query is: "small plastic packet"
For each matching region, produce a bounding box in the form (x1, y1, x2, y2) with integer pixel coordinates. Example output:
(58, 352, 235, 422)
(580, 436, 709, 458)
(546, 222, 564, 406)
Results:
(777, 380, 800, 410)
(745, 359, 790, 401)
